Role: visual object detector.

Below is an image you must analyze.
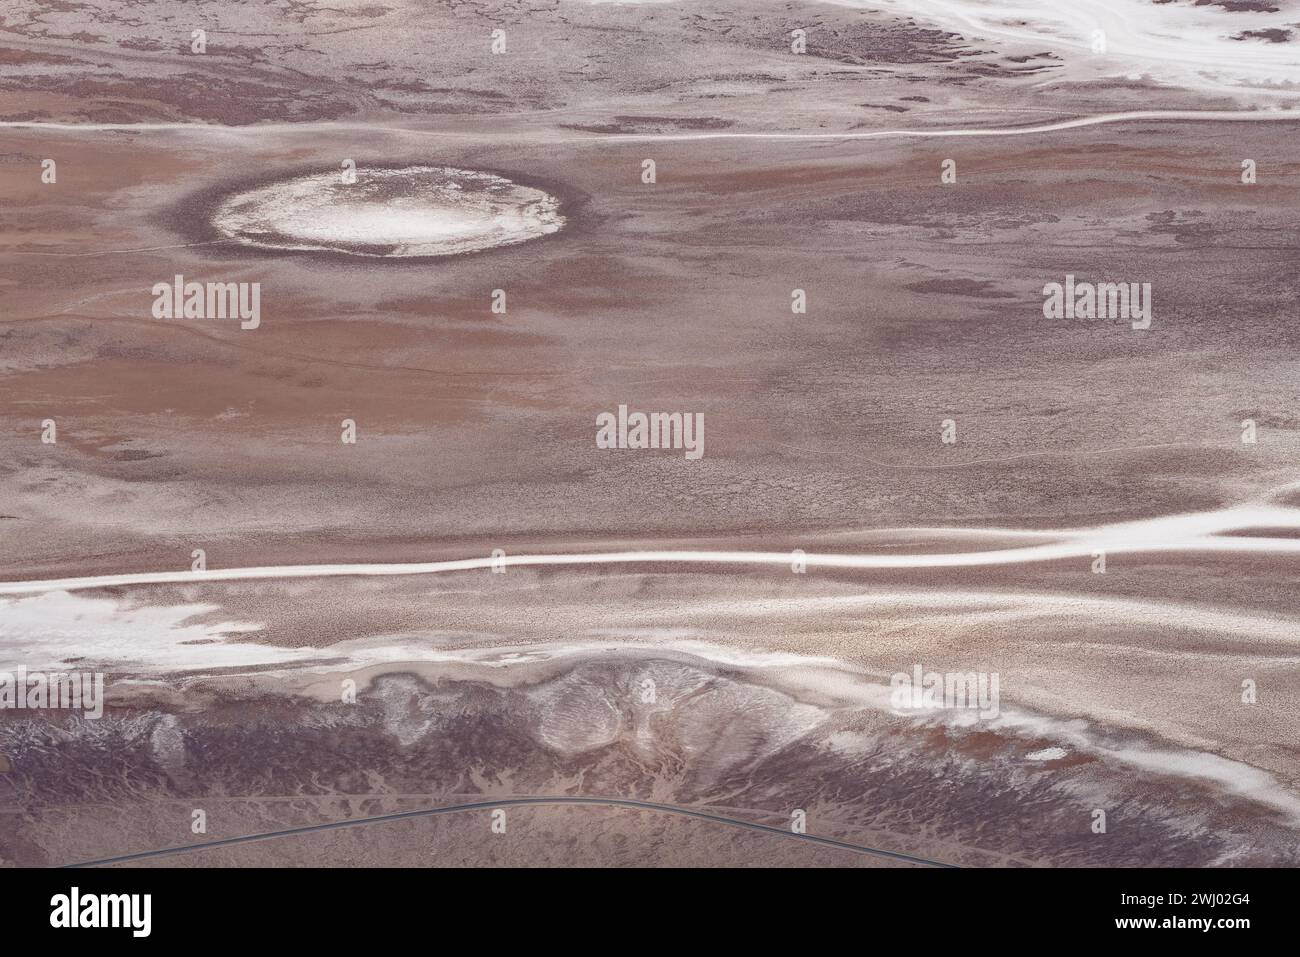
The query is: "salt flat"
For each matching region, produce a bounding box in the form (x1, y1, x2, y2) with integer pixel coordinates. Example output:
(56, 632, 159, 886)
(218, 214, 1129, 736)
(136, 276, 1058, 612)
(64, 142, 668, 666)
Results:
(1, 0, 1299, 868)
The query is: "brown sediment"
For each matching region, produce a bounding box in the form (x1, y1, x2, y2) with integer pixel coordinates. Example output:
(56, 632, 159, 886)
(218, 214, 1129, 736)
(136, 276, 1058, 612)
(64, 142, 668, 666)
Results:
(3, 0, 1300, 869)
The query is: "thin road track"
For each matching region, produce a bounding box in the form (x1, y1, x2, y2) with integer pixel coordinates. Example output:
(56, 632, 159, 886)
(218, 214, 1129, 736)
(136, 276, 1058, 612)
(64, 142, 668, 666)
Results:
(65, 796, 960, 868)
(4, 108, 1300, 139)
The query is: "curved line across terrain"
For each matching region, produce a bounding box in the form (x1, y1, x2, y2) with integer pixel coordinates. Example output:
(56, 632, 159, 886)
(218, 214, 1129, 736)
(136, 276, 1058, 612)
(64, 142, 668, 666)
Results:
(5, 502, 1300, 595)
(66, 796, 959, 868)
(2, 108, 1300, 139)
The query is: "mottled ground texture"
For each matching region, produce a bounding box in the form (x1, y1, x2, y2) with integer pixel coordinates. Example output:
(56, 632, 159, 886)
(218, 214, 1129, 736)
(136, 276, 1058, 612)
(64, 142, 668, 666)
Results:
(2, 0, 1300, 867)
